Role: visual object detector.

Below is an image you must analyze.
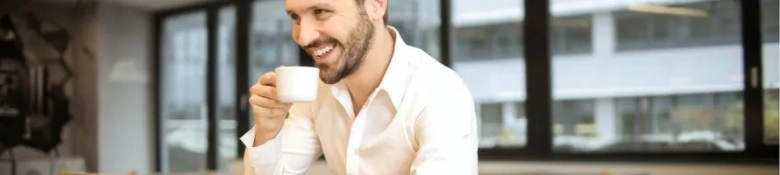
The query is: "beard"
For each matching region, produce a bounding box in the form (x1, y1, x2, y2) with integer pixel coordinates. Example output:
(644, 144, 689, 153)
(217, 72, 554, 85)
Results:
(314, 11, 375, 84)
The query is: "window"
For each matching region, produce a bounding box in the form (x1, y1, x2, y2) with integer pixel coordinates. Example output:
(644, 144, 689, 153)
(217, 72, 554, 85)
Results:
(249, 0, 300, 125)
(388, 0, 441, 61)
(160, 11, 208, 172)
(454, 23, 524, 61)
(452, 0, 527, 148)
(761, 0, 779, 145)
(765, 90, 779, 144)
(762, 0, 779, 43)
(477, 102, 526, 148)
(453, 15, 592, 62)
(552, 100, 596, 151)
(551, 15, 593, 55)
(614, 0, 741, 51)
(606, 93, 742, 152)
(552, 0, 745, 152)
(154, 0, 777, 167)
(478, 103, 504, 147)
(217, 6, 237, 171)
(250, 0, 299, 85)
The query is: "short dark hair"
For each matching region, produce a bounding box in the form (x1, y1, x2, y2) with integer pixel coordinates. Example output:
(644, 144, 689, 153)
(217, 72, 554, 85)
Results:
(355, 0, 389, 26)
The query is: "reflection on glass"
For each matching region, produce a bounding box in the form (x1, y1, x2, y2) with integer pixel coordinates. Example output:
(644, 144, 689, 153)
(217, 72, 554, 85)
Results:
(552, 0, 745, 152)
(161, 11, 207, 172)
(451, 0, 526, 148)
(388, 0, 441, 60)
(250, 0, 300, 124)
(761, 0, 779, 145)
(217, 6, 238, 170)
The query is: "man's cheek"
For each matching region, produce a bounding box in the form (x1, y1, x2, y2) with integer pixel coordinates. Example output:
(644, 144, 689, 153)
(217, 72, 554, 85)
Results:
(292, 30, 304, 47)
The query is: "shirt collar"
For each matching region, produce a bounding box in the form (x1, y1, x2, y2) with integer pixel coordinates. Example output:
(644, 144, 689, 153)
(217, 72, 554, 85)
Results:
(329, 26, 409, 110)
(377, 26, 409, 109)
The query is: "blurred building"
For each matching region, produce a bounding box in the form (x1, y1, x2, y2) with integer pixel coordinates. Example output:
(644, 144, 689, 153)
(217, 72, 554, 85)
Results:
(447, 0, 780, 151)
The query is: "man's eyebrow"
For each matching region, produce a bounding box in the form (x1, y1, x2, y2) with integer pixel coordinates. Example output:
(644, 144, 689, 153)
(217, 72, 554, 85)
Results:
(285, 3, 333, 16)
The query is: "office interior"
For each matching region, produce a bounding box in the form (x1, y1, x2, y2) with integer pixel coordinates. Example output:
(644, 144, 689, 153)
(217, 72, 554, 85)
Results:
(0, 0, 778, 174)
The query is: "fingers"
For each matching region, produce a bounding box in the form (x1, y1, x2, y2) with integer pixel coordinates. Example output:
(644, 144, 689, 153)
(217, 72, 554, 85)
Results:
(249, 70, 289, 141)
(249, 70, 291, 120)
(250, 84, 277, 99)
(251, 104, 289, 119)
(249, 94, 291, 109)
(259, 72, 276, 86)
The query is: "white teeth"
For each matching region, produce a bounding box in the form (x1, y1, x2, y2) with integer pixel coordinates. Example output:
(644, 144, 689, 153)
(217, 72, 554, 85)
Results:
(314, 45, 334, 57)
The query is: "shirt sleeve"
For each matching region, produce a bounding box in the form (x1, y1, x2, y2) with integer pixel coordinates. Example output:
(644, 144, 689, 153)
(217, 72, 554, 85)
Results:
(241, 103, 323, 175)
(410, 81, 479, 175)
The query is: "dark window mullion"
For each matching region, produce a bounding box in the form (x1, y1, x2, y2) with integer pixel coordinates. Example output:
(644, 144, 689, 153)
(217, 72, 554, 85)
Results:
(235, 0, 251, 158)
(524, 0, 552, 155)
(739, 0, 766, 157)
(153, 13, 163, 173)
(205, 6, 219, 171)
(440, 0, 452, 68)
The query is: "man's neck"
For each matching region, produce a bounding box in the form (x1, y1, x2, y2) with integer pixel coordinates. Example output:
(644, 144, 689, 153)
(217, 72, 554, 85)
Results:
(344, 26, 396, 109)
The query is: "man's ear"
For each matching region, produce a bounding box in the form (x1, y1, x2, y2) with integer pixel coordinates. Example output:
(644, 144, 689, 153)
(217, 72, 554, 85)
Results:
(367, 0, 388, 23)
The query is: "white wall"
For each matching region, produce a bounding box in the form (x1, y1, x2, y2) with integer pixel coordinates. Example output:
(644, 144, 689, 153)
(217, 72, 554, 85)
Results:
(96, 2, 154, 174)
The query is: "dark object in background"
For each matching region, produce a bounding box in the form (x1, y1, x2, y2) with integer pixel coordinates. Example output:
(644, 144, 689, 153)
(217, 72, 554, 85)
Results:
(0, 12, 72, 155)
(14, 11, 73, 153)
(0, 14, 28, 152)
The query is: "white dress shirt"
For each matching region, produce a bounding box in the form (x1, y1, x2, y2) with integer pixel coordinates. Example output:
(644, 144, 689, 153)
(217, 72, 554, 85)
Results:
(240, 27, 478, 175)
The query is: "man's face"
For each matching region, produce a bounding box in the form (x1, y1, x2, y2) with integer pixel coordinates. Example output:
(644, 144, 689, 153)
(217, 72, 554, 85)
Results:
(286, 0, 375, 84)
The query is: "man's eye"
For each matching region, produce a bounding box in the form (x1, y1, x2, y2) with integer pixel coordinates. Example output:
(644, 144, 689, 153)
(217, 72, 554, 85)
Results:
(289, 14, 300, 21)
(314, 9, 324, 15)
(314, 9, 329, 16)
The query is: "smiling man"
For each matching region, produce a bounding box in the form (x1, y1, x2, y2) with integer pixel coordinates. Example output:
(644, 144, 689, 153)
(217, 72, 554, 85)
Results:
(241, 0, 478, 174)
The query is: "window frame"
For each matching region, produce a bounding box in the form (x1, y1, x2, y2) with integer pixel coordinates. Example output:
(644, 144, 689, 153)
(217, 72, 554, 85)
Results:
(152, 0, 778, 172)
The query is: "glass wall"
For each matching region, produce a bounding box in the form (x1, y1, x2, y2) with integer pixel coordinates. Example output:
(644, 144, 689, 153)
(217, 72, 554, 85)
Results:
(154, 0, 777, 169)
(450, 0, 527, 148)
(160, 11, 208, 172)
(550, 0, 745, 152)
(250, 0, 299, 83)
(217, 6, 238, 170)
(761, 0, 779, 145)
(613, 1, 741, 50)
(249, 0, 300, 124)
(388, 0, 441, 60)
(452, 21, 523, 62)
(551, 15, 593, 55)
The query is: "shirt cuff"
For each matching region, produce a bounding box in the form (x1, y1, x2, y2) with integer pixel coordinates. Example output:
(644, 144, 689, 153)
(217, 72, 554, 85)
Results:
(240, 127, 283, 166)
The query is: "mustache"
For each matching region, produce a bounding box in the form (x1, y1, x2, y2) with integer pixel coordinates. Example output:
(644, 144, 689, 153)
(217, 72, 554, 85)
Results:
(303, 38, 339, 50)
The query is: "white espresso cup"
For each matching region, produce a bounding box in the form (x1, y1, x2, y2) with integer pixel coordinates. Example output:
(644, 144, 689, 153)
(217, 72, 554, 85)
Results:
(275, 66, 320, 103)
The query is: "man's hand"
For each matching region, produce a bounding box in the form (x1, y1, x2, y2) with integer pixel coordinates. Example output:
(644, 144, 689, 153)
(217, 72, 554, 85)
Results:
(249, 71, 293, 147)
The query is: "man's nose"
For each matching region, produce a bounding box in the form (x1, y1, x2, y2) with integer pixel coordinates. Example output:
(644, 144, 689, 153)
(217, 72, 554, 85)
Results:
(295, 19, 319, 47)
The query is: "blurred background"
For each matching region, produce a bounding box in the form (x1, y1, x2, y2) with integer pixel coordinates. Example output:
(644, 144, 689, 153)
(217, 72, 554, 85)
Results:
(0, 0, 777, 175)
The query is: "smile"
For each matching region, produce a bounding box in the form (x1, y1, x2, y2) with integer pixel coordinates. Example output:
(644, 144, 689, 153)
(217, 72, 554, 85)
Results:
(314, 45, 334, 57)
